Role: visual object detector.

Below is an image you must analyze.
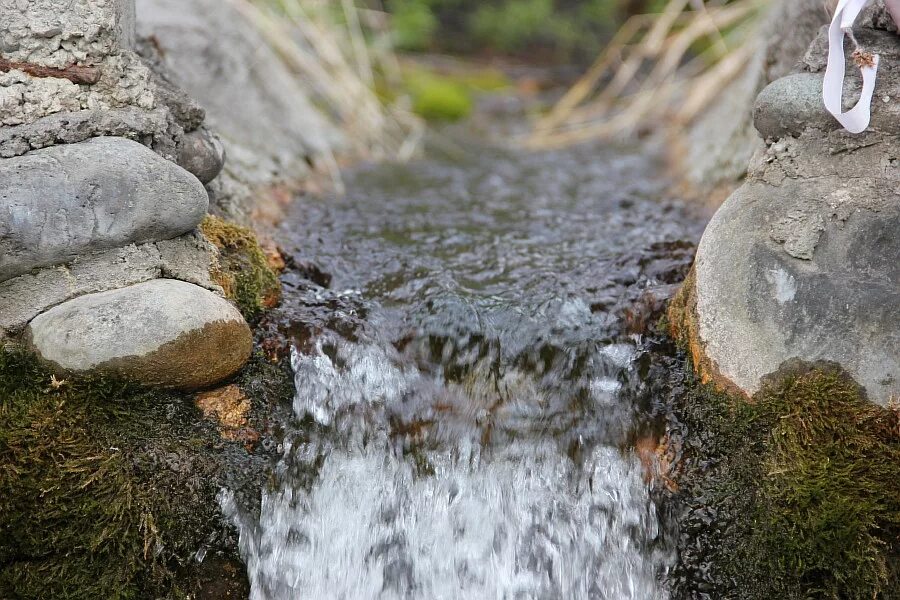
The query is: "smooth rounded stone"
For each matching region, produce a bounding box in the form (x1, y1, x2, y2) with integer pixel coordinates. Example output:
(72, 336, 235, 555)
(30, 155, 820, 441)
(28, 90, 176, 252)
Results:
(693, 180, 900, 406)
(0, 136, 209, 282)
(176, 129, 226, 184)
(753, 73, 834, 139)
(25, 279, 252, 390)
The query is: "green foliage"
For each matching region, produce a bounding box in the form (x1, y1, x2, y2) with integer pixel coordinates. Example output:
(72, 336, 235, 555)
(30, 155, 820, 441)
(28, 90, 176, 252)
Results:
(469, 0, 556, 53)
(674, 362, 900, 599)
(389, 0, 438, 50)
(382, 0, 664, 61)
(0, 349, 227, 599)
(200, 215, 281, 323)
(405, 70, 474, 121)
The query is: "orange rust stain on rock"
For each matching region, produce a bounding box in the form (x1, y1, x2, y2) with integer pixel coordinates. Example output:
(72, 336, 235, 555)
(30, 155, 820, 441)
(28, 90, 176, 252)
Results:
(635, 434, 679, 493)
(195, 384, 259, 449)
(667, 266, 749, 400)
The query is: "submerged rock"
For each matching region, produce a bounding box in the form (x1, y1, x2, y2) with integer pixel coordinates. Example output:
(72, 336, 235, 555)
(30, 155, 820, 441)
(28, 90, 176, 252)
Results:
(0, 137, 208, 282)
(25, 279, 252, 389)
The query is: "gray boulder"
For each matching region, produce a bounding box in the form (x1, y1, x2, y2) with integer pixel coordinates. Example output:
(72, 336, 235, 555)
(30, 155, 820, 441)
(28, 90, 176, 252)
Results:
(694, 174, 900, 406)
(689, 9, 900, 406)
(0, 136, 208, 281)
(25, 279, 252, 389)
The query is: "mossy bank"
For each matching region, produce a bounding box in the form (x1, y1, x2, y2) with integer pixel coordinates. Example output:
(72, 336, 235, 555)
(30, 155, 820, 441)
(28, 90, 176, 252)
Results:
(664, 283, 900, 599)
(0, 344, 294, 599)
(201, 215, 282, 323)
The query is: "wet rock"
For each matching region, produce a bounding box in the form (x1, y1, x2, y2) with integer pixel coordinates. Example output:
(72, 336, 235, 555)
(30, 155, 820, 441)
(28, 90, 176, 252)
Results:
(195, 384, 258, 446)
(176, 129, 225, 184)
(25, 279, 252, 389)
(0, 232, 222, 337)
(0, 136, 208, 282)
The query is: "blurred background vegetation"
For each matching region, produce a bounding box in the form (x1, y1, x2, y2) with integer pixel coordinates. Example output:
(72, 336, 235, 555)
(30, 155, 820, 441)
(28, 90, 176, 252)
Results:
(387, 0, 669, 61)
(246, 0, 762, 160)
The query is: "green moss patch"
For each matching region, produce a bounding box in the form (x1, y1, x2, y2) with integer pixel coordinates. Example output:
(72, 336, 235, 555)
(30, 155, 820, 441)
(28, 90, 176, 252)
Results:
(405, 70, 474, 122)
(200, 215, 281, 323)
(670, 360, 900, 599)
(0, 349, 245, 599)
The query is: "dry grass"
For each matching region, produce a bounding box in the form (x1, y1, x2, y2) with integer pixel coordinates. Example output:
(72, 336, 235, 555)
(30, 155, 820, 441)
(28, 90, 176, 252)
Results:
(233, 0, 425, 191)
(527, 0, 771, 149)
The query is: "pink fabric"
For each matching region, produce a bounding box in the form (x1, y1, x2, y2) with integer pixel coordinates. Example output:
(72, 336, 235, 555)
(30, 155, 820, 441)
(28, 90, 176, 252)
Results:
(887, 0, 900, 31)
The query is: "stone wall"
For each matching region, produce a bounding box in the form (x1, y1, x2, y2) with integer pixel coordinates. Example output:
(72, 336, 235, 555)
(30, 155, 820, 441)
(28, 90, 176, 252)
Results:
(135, 0, 344, 219)
(0, 0, 251, 388)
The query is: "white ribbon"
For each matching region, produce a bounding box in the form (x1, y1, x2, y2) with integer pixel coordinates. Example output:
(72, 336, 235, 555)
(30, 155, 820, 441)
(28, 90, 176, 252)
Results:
(823, 0, 879, 133)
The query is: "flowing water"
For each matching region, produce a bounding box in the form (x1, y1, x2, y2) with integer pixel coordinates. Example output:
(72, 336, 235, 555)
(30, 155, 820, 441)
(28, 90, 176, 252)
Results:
(221, 134, 706, 599)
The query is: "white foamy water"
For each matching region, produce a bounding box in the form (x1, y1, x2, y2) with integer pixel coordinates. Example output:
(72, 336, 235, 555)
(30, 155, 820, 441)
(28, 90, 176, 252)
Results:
(222, 338, 672, 600)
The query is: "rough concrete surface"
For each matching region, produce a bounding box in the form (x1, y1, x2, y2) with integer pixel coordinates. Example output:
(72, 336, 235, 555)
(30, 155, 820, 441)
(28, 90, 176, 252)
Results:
(0, 0, 135, 68)
(0, 232, 222, 336)
(0, 107, 169, 158)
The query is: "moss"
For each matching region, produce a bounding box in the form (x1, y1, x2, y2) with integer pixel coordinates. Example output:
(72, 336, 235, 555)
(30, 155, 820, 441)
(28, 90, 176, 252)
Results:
(200, 215, 281, 323)
(0, 349, 246, 599)
(670, 359, 900, 599)
(404, 70, 473, 122)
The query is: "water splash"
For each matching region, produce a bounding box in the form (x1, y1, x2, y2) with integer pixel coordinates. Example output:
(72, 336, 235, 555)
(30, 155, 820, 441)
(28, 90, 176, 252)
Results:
(224, 139, 702, 598)
(223, 335, 671, 599)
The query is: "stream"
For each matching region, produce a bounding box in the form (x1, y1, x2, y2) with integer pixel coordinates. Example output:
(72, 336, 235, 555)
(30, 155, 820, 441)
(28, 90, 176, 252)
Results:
(221, 132, 707, 599)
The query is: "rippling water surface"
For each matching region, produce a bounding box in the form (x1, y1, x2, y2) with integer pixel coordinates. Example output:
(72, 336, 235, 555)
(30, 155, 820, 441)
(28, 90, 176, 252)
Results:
(222, 137, 705, 599)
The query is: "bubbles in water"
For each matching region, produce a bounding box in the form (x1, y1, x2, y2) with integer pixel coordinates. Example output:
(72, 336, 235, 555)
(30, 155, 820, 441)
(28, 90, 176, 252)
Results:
(223, 336, 672, 600)
(291, 338, 410, 426)
(224, 440, 668, 600)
